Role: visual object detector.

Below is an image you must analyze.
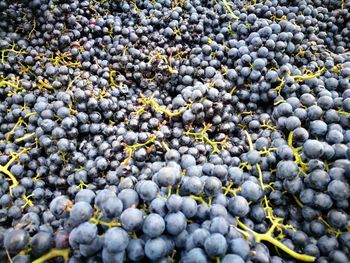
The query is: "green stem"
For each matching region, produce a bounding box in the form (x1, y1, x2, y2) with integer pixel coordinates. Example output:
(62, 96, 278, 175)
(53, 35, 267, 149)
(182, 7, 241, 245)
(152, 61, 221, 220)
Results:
(236, 220, 315, 262)
(256, 163, 265, 190)
(222, 0, 239, 20)
(190, 195, 209, 206)
(167, 186, 172, 198)
(32, 248, 70, 263)
(290, 67, 326, 81)
(15, 132, 35, 143)
(244, 130, 254, 151)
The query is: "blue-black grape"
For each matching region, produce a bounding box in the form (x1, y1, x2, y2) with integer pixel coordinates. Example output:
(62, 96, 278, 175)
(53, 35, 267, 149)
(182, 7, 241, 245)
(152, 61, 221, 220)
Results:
(183, 248, 208, 263)
(120, 207, 144, 231)
(144, 237, 168, 261)
(102, 248, 125, 263)
(228, 196, 250, 217)
(69, 201, 93, 226)
(228, 238, 251, 260)
(142, 213, 165, 238)
(74, 222, 97, 245)
(222, 254, 244, 263)
(100, 196, 123, 219)
(79, 236, 103, 257)
(204, 233, 227, 256)
(165, 211, 187, 236)
(30, 231, 53, 257)
(1, 1, 350, 262)
(127, 239, 145, 262)
(104, 227, 129, 253)
(4, 229, 29, 254)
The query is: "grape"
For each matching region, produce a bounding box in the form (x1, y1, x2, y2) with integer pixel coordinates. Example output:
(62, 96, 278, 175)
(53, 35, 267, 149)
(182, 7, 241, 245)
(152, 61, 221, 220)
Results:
(30, 231, 53, 257)
(249, 204, 266, 223)
(283, 176, 303, 194)
(174, 229, 189, 249)
(165, 149, 181, 162)
(185, 165, 203, 177)
(306, 170, 331, 191)
(95, 190, 117, 209)
(204, 177, 222, 197)
(276, 160, 299, 180)
(120, 208, 144, 231)
(75, 189, 96, 204)
(166, 194, 183, 212)
(135, 180, 159, 202)
(314, 192, 333, 210)
(212, 165, 228, 180)
(1, 0, 350, 262)
(156, 166, 182, 187)
(228, 196, 250, 217)
(74, 222, 97, 245)
(327, 209, 348, 229)
(318, 235, 340, 255)
(192, 228, 210, 247)
(79, 236, 103, 257)
(165, 211, 187, 236)
(102, 248, 125, 263)
(69, 201, 93, 226)
(246, 150, 261, 165)
(18, 212, 40, 235)
(329, 250, 350, 263)
(303, 140, 324, 159)
(100, 196, 123, 219)
(127, 239, 145, 262)
(222, 254, 245, 263)
(180, 197, 198, 218)
(142, 213, 166, 238)
(12, 255, 31, 263)
(68, 228, 80, 250)
(145, 237, 168, 261)
(54, 230, 69, 249)
(209, 204, 227, 219)
(252, 243, 270, 263)
(183, 248, 208, 263)
(182, 177, 203, 195)
(150, 198, 167, 217)
(4, 229, 29, 254)
(327, 180, 350, 201)
(104, 227, 129, 253)
(209, 216, 229, 235)
(204, 233, 227, 256)
(49, 196, 72, 219)
(228, 167, 244, 185)
(196, 204, 210, 221)
(240, 181, 263, 202)
(118, 189, 139, 209)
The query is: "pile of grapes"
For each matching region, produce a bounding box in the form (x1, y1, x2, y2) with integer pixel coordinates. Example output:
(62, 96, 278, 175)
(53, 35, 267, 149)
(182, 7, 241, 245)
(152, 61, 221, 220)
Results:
(1, 0, 350, 262)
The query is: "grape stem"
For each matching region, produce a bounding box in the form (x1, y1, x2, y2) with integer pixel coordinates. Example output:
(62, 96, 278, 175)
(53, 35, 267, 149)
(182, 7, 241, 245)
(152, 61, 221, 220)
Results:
(290, 67, 326, 81)
(32, 248, 70, 263)
(236, 219, 316, 262)
(134, 95, 192, 117)
(0, 148, 29, 195)
(287, 131, 309, 174)
(243, 130, 254, 151)
(190, 195, 208, 206)
(15, 132, 35, 143)
(184, 123, 229, 154)
(122, 135, 156, 164)
(221, 0, 239, 20)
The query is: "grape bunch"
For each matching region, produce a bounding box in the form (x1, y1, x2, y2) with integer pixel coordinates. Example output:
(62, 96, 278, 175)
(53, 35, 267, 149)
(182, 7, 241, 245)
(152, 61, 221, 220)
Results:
(0, 0, 350, 262)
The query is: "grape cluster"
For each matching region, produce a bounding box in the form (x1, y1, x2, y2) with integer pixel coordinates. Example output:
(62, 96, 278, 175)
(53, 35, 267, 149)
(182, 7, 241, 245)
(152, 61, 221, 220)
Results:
(0, 0, 350, 262)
